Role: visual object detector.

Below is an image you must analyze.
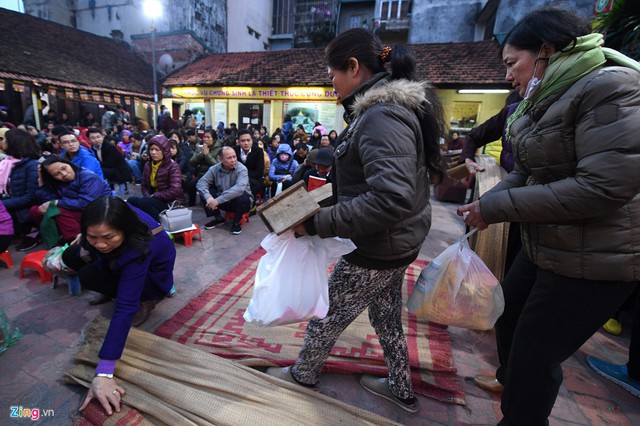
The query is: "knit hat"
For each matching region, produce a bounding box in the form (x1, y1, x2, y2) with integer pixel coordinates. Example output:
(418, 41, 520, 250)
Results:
(314, 148, 334, 167)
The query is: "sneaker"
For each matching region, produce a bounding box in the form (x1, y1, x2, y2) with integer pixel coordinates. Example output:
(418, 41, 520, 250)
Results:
(17, 236, 38, 252)
(603, 318, 622, 336)
(204, 216, 225, 230)
(587, 356, 640, 398)
(231, 223, 243, 235)
(360, 375, 420, 414)
(167, 285, 177, 298)
(265, 366, 318, 390)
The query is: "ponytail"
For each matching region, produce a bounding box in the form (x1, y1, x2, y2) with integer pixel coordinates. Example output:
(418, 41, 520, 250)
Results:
(419, 89, 445, 182)
(387, 45, 416, 81)
(384, 45, 445, 180)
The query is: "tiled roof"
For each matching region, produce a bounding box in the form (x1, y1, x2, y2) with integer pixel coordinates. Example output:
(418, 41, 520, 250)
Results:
(164, 40, 508, 88)
(0, 8, 153, 98)
(412, 41, 507, 88)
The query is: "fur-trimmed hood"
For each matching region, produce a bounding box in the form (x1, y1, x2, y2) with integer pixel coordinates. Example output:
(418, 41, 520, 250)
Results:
(350, 78, 431, 118)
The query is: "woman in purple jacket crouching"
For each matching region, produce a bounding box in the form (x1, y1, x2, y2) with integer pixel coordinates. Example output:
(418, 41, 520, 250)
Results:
(62, 196, 176, 416)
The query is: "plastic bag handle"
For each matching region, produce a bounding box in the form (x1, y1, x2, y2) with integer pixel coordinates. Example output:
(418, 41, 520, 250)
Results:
(459, 227, 478, 242)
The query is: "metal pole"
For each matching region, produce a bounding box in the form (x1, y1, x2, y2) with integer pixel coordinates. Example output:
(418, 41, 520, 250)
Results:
(151, 24, 159, 130)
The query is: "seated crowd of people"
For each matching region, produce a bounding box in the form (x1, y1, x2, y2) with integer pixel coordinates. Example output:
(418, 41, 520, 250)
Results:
(0, 107, 339, 254)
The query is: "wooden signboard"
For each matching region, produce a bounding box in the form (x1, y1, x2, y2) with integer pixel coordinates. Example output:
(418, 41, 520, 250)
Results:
(257, 181, 320, 235)
(468, 154, 509, 280)
(309, 183, 333, 206)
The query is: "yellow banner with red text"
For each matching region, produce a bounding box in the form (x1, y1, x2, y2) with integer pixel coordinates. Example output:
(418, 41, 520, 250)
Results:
(168, 86, 338, 101)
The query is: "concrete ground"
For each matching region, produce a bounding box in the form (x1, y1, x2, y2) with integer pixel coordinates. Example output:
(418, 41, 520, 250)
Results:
(1, 186, 638, 425)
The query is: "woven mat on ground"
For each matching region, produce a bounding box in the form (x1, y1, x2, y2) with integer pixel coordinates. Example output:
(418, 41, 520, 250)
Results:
(65, 318, 402, 426)
(156, 248, 465, 405)
(72, 400, 153, 426)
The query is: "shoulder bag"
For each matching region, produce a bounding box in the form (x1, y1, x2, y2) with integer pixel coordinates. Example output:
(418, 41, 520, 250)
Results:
(158, 201, 193, 232)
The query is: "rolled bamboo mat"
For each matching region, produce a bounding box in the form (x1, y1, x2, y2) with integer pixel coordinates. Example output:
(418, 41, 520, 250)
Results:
(469, 155, 509, 281)
(65, 317, 401, 426)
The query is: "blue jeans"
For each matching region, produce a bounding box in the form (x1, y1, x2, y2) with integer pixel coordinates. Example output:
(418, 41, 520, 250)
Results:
(127, 159, 142, 183)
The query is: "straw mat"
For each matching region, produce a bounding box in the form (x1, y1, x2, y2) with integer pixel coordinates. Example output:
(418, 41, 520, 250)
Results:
(66, 317, 403, 426)
(72, 400, 152, 426)
(156, 248, 465, 405)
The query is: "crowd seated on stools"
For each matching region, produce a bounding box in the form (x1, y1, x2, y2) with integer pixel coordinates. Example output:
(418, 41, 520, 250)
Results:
(0, 108, 341, 251)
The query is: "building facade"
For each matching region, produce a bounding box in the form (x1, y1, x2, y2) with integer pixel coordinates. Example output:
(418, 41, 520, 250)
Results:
(227, 1, 273, 52)
(406, 0, 596, 44)
(22, 0, 227, 52)
(338, 0, 599, 45)
(271, 0, 339, 49)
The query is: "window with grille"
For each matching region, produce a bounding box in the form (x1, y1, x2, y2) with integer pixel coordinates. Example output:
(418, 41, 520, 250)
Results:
(379, 0, 411, 20)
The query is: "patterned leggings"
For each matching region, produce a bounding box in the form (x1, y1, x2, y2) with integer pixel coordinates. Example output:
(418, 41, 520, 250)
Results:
(292, 258, 413, 399)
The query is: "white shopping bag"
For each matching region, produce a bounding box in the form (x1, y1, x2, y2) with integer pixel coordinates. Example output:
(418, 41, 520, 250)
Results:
(244, 231, 355, 326)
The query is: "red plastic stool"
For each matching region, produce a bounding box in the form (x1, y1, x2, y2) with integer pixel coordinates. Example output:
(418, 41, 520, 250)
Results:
(224, 212, 250, 226)
(20, 250, 53, 283)
(172, 224, 202, 247)
(0, 250, 14, 268)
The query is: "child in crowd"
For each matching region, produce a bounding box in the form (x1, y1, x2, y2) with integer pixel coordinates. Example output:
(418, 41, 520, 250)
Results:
(268, 144, 298, 197)
(118, 130, 132, 157)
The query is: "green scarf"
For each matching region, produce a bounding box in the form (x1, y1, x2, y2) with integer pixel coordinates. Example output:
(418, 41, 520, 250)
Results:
(506, 33, 640, 139)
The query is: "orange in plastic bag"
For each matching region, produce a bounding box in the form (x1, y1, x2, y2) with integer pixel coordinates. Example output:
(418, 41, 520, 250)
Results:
(407, 228, 504, 330)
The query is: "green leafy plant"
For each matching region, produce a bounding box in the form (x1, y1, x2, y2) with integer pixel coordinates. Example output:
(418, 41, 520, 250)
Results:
(593, 0, 640, 60)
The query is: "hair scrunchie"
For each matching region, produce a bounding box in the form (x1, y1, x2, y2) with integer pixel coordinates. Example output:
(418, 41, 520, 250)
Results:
(380, 46, 393, 63)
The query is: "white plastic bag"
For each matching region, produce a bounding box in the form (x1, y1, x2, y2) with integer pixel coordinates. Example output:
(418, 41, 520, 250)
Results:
(407, 228, 504, 330)
(244, 231, 356, 326)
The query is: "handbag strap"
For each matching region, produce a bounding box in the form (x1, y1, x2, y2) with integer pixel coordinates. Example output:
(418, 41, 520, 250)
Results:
(160, 200, 182, 216)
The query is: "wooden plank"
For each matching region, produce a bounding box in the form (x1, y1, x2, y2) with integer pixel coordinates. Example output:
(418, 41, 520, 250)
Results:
(468, 154, 509, 281)
(309, 183, 333, 206)
(257, 181, 320, 235)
